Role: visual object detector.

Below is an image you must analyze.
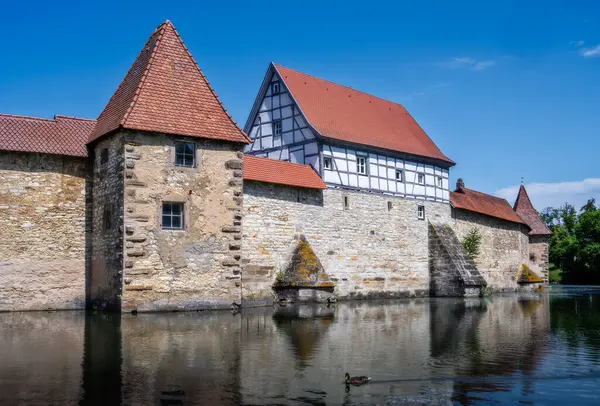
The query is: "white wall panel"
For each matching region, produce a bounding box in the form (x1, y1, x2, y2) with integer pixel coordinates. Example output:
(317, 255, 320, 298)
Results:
(323, 170, 338, 183)
(335, 158, 348, 172)
(349, 174, 358, 187)
(358, 175, 369, 188)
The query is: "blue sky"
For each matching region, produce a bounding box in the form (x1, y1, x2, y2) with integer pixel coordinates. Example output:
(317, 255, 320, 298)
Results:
(1, 0, 598, 210)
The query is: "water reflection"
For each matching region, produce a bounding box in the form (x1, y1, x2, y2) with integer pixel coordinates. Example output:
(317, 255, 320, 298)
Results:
(2, 289, 600, 405)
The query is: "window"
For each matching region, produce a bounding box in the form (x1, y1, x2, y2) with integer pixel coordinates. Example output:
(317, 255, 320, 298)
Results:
(100, 148, 108, 164)
(417, 173, 425, 185)
(417, 205, 425, 220)
(162, 202, 184, 230)
(388, 201, 393, 211)
(357, 156, 367, 175)
(175, 142, 195, 167)
(272, 81, 280, 95)
(436, 176, 443, 188)
(273, 121, 282, 136)
(396, 169, 403, 182)
(324, 157, 332, 170)
(343, 196, 349, 210)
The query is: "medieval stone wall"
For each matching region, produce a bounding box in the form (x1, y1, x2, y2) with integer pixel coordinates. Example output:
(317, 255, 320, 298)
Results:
(452, 208, 530, 291)
(119, 132, 244, 312)
(89, 134, 124, 310)
(0, 151, 86, 311)
(242, 183, 452, 303)
(529, 235, 550, 283)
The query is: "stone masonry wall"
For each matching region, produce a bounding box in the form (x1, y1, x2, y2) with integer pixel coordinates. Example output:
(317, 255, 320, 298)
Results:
(89, 134, 124, 310)
(120, 132, 244, 312)
(242, 183, 453, 303)
(529, 235, 549, 283)
(452, 208, 530, 291)
(0, 151, 86, 311)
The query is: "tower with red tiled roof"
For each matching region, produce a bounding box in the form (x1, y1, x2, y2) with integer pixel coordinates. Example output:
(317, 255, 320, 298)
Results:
(513, 184, 551, 282)
(87, 20, 249, 312)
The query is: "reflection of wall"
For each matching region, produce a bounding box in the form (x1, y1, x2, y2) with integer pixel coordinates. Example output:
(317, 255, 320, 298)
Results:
(0, 312, 85, 404)
(120, 312, 242, 405)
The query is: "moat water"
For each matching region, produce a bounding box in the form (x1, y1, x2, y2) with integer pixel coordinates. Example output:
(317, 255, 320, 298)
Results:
(1, 286, 600, 405)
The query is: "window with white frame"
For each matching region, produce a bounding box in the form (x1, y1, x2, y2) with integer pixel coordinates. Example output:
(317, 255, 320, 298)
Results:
(356, 156, 367, 175)
(396, 169, 403, 182)
(162, 202, 184, 230)
(417, 205, 425, 220)
(175, 141, 195, 167)
(324, 157, 332, 169)
(417, 173, 425, 185)
(272, 81, 280, 95)
(273, 121, 282, 136)
(436, 176, 443, 188)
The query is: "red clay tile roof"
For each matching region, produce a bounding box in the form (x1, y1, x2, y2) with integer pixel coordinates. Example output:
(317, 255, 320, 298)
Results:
(243, 155, 327, 189)
(89, 20, 250, 145)
(0, 113, 95, 157)
(274, 64, 454, 166)
(514, 185, 552, 235)
(451, 186, 527, 225)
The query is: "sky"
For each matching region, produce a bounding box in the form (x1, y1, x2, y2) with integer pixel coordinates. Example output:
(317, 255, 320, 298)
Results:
(0, 0, 598, 211)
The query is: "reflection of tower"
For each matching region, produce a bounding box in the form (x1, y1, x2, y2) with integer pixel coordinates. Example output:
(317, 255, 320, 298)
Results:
(80, 313, 122, 405)
(272, 305, 335, 367)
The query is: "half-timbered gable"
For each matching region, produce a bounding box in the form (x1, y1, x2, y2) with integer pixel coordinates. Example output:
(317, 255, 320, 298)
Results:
(244, 63, 454, 202)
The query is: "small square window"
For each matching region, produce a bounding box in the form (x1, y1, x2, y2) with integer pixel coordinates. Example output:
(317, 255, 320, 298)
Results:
(175, 142, 195, 167)
(272, 81, 280, 95)
(436, 176, 443, 188)
(273, 121, 282, 136)
(417, 205, 425, 220)
(417, 173, 425, 185)
(162, 202, 184, 230)
(357, 156, 367, 175)
(100, 148, 108, 164)
(324, 157, 332, 170)
(396, 169, 403, 182)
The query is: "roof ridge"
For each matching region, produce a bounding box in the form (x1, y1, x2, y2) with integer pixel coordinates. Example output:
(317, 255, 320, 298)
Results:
(273, 63, 408, 110)
(121, 21, 167, 128)
(170, 23, 250, 142)
(0, 113, 58, 122)
(54, 114, 97, 122)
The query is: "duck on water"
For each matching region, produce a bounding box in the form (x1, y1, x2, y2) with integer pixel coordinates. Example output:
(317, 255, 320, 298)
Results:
(344, 373, 371, 386)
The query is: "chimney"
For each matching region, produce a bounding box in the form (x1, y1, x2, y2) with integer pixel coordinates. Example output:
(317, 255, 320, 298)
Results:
(456, 178, 465, 189)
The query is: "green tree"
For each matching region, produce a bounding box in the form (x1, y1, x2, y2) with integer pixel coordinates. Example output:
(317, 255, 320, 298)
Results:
(581, 198, 597, 214)
(462, 229, 482, 260)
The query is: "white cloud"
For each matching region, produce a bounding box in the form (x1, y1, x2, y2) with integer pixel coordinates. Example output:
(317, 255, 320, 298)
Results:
(495, 178, 600, 211)
(437, 57, 496, 71)
(570, 40, 585, 47)
(472, 60, 496, 71)
(580, 45, 600, 57)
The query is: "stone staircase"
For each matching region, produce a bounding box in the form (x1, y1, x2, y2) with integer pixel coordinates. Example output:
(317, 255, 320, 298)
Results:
(428, 223, 487, 297)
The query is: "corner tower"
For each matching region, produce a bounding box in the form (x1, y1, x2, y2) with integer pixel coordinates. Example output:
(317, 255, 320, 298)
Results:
(514, 185, 552, 282)
(87, 20, 250, 312)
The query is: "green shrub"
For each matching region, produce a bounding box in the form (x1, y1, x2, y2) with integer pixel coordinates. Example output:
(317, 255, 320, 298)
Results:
(462, 228, 482, 260)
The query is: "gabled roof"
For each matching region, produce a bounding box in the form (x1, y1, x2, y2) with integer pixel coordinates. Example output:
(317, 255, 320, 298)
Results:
(0, 113, 95, 157)
(273, 64, 454, 166)
(514, 185, 552, 235)
(451, 186, 527, 225)
(89, 20, 250, 144)
(243, 155, 327, 189)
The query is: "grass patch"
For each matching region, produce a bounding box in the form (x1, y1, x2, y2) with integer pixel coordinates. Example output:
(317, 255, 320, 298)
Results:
(549, 263, 563, 283)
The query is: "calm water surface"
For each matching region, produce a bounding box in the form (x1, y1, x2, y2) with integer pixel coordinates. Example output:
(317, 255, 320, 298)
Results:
(1, 286, 600, 405)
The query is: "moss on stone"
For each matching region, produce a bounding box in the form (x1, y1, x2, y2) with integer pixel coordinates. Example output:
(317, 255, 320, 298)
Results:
(517, 264, 543, 284)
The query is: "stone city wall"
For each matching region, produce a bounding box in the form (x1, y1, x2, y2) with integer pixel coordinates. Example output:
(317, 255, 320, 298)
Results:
(0, 151, 86, 311)
(529, 235, 550, 283)
(88, 134, 125, 310)
(120, 132, 244, 312)
(242, 182, 452, 303)
(452, 208, 531, 291)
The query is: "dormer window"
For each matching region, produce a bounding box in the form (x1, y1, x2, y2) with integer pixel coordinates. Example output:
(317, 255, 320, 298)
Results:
(273, 121, 282, 136)
(357, 156, 367, 175)
(272, 81, 280, 95)
(417, 173, 425, 185)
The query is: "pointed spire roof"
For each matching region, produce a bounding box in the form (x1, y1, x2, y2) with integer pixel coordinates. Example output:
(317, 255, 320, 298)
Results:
(514, 185, 552, 236)
(88, 20, 250, 144)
